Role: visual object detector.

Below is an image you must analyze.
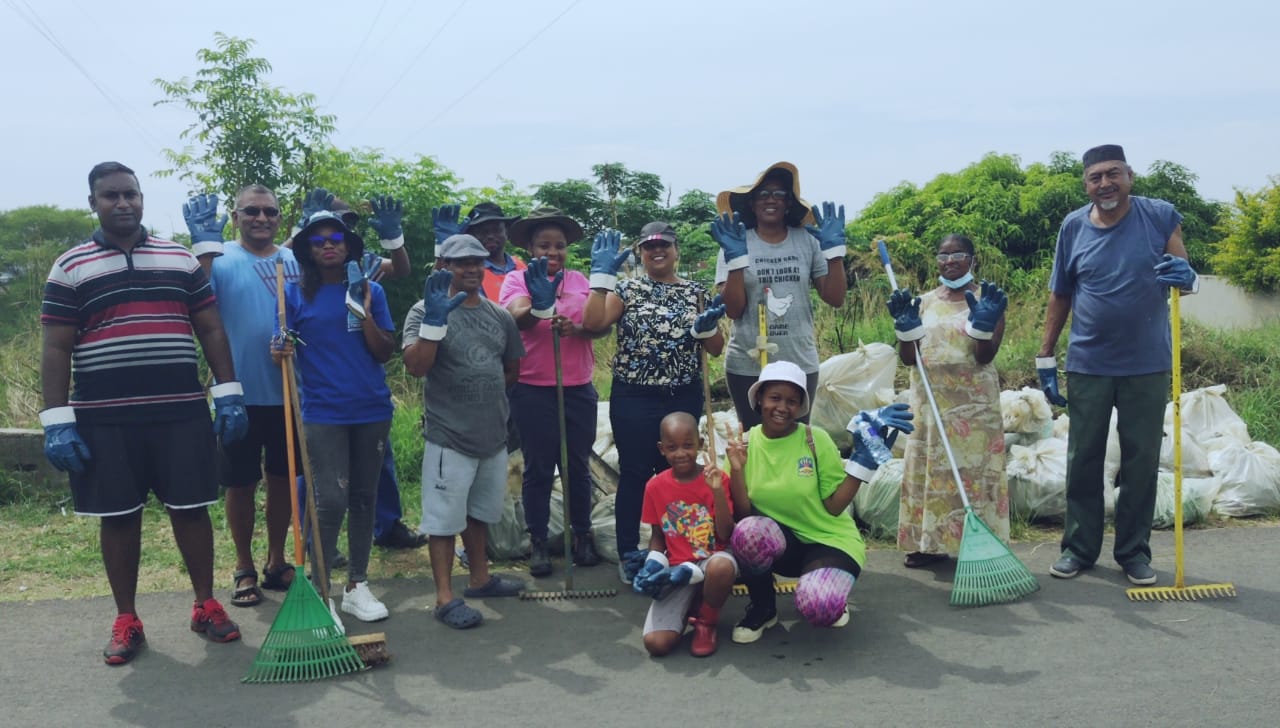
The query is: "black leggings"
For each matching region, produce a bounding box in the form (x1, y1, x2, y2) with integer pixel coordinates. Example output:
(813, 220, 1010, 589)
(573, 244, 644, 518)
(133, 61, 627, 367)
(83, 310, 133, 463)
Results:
(741, 518, 861, 611)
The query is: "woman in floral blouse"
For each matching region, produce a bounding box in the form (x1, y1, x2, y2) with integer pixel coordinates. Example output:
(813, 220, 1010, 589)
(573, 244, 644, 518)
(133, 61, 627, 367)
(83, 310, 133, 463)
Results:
(583, 221, 727, 584)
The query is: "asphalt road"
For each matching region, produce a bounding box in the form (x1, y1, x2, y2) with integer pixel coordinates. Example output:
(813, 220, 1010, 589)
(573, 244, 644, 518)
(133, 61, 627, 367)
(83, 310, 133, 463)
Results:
(3, 526, 1277, 727)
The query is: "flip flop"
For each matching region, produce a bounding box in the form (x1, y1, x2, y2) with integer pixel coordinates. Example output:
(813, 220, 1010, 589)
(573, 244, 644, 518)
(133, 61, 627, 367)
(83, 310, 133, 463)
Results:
(434, 598, 483, 630)
(260, 562, 296, 591)
(463, 575, 525, 598)
(230, 568, 264, 608)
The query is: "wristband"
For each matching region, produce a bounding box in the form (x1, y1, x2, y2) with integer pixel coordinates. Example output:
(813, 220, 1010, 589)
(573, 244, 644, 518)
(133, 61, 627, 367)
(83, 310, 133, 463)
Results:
(895, 325, 925, 342)
(1181, 274, 1200, 295)
(645, 551, 670, 569)
(844, 458, 878, 482)
(681, 562, 706, 585)
(724, 254, 749, 271)
(191, 241, 224, 257)
(531, 305, 555, 320)
(418, 323, 447, 342)
(39, 406, 76, 427)
(1035, 356, 1057, 370)
(379, 235, 405, 251)
(210, 382, 244, 398)
(690, 323, 717, 340)
(588, 272, 618, 291)
(964, 321, 993, 340)
(822, 245, 847, 260)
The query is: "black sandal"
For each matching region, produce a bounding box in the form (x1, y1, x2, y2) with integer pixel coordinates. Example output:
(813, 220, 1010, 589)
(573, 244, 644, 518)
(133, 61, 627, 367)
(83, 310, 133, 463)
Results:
(904, 552, 949, 569)
(260, 562, 296, 591)
(231, 568, 264, 607)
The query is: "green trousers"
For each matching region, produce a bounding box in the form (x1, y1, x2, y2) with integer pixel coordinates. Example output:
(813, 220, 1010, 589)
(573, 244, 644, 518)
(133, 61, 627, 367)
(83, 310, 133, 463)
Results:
(1061, 371, 1169, 567)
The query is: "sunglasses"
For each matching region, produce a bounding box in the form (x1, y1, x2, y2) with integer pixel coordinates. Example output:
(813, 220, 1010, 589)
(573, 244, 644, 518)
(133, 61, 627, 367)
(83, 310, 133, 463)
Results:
(754, 189, 789, 201)
(936, 252, 973, 263)
(236, 206, 281, 218)
(309, 232, 346, 246)
(639, 239, 673, 250)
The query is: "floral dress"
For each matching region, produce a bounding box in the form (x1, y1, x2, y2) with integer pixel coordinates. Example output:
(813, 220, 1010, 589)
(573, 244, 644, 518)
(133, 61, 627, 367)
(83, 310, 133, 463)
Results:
(898, 289, 1009, 555)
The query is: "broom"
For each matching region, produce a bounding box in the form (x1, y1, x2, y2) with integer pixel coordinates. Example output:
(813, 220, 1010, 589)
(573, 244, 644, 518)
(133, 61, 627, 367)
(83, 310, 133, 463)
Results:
(521, 325, 616, 600)
(878, 241, 1039, 607)
(242, 262, 366, 683)
(1127, 288, 1235, 601)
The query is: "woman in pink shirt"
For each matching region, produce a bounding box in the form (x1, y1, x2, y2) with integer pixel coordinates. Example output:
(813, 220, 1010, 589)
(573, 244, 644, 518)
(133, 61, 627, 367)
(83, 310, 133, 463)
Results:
(500, 207, 608, 577)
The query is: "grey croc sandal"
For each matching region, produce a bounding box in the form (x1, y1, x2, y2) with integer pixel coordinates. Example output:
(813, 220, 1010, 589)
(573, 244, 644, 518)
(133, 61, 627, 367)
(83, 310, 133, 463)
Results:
(434, 598, 483, 629)
(463, 576, 525, 598)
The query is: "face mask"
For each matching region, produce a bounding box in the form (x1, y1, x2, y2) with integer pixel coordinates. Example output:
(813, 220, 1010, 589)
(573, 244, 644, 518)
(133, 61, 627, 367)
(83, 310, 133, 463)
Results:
(940, 267, 974, 289)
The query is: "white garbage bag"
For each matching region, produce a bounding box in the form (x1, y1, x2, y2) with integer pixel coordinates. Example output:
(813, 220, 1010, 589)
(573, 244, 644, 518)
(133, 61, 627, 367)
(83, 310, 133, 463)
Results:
(1168, 385, 1251, 455)
(851, 458, 903, 539)
(590, 492, 652, 565)
(1007, 437, 1068, 520)
(1001, 387, 1053, 437)
(699, 409, 740, 463)
(1210, 442, 1280, 517)
(810, 342, 898, 451)
(1148, 473, 1220, 528)
(1159, 428, 1213, 478)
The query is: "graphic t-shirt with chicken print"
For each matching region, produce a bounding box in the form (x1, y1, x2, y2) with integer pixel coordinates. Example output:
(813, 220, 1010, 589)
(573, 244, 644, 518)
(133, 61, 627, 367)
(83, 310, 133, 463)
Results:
(714, 227, 828, 376)
(640, 467, 733, 566)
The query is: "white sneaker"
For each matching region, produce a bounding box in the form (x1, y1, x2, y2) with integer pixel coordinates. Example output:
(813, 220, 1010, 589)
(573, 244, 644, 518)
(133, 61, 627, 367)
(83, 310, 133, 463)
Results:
(341, 581, 389, 622)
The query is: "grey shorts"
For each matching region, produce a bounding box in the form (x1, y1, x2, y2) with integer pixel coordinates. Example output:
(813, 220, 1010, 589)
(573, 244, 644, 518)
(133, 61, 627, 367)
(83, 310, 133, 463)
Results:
(420, 441, 508, 536)
(642, 552, 739, 635)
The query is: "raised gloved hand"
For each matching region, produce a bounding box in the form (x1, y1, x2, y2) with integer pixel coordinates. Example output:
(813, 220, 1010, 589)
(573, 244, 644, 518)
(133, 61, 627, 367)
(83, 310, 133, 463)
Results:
(805, 201, 847, 260)
(1154, 254, 1198, 291)
(588, 229, 630, 291)
(632, 551, 669, 597)
(183, 193, 227, 257)
(710, 211, 749, 271)
(300, 187, 335, 226)
(39, 407, 91, 473)
(964, 281, 1008, 340)
(431, 204, 465, 257)
(524, 256, 563, 320)
(692, 294, 725, 339)
(369, 195, 405, 250)
(210, 382, 248, 444)
(887, 288, 924, 342)
(1036, 357, 1068, 407)
(418, 269, 467, 341)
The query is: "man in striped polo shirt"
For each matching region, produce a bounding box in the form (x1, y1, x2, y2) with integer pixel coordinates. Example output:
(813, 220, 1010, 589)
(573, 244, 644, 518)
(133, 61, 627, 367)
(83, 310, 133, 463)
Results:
(40, 161, 249, 665)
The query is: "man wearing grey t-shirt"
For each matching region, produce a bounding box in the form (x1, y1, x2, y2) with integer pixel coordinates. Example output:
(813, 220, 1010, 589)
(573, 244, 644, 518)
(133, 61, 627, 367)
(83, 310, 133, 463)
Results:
(403, 234, 526, 629)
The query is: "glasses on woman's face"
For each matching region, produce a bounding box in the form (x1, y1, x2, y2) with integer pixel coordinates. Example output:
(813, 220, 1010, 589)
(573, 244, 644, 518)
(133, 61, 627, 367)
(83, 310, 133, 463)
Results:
(309, 232, 346, 247)
(237, 206, 281, 218)
(936, 252, 972, 264)
(754, 189, 789, 201)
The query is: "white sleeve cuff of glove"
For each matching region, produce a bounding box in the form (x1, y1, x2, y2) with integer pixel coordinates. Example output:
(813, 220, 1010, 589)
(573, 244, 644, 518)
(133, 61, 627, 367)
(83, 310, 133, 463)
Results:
(531, 305, 556, 320)
(379, 235, 405, 251)
(645, 551, 670, 569)
(418, 324, 447, 341)
(964, 321, 994, 340)
(822, 245, 848, 260)
(39, 406, 76, 426)
(844, 459, 878, 482)
(434, 244, 442, 258)
(1181, 274, 1200, 295)
(191, 241, 224, 257)
(1034, 357, 1057, 370)
(588, 272, 618, 291)
(724, 254, 749, 271)
(682, 563, 706, 585)
(690, 324, 717, 340)
(210, 382, 243, 398)
(895, 325, 925, 342)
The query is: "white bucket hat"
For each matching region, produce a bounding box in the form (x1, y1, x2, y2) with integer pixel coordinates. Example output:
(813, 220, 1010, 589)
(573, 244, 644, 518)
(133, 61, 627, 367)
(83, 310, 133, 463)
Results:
(747, 361, 810, 417)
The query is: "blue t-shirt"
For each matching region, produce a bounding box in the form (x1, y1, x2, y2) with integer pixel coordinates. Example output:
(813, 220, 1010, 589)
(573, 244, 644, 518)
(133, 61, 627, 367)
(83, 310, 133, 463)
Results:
(285, 280, 395, 425)
(1049, 196, 1183, 376)
(209, 242, 299, 406)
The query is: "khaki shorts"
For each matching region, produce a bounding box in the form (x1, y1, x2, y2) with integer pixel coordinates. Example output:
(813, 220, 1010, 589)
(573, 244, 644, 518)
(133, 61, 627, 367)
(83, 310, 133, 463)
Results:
(642, 552, 739, 635)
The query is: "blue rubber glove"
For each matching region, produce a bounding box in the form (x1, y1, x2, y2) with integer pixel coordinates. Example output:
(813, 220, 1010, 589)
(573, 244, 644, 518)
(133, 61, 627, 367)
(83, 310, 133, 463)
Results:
(183, 193, 227, 257)
(710, 211, 749, 270)
(588, 229, 630, 290)
(888, 288, 924, 342)
(1036, 357, 1068, 407)
(211, 383, 249, 444)
(418, 269, 467, 341)
(524, 256, 563, 319)
(431, 204, 465, 256)
(964, 281, 1007, 340)
(39, 407, 90, 473)
(844, 404, 914, 481)
(360, 251, 385, 282)
(345, 260, 369, 320)
(1154, 254, 1197, 291)
(648, 562, 703, 600)
(619, 549, 649, 583)
(866, 402, 914, 448)
(369, 195, 405, 249)
(300, 187, 334, 227)
(804, 201, 847, 260)
(632, 552, 669, 596)
(692, 294, 725, 339)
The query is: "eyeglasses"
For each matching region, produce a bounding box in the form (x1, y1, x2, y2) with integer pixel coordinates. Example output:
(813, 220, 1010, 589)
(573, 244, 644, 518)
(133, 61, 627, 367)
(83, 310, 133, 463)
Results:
(754, 189, 789, 201)
(309, 233, 346, 246)
(936, 252, 973, 263)
(236, 206, 280, 218)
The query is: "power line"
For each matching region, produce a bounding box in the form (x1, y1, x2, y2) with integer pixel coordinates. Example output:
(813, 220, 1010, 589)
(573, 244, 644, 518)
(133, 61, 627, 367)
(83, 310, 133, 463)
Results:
(327, 0, 389, 101)
(395, 0, 582, 149)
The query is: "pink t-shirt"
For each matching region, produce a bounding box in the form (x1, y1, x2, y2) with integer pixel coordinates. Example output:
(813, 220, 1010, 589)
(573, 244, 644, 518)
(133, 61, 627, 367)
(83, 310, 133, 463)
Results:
(499, 268, 595, 387)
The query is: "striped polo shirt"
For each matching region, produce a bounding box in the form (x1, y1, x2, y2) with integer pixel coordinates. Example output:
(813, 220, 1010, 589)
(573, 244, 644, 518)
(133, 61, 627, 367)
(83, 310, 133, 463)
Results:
(41, 228, 216, 424)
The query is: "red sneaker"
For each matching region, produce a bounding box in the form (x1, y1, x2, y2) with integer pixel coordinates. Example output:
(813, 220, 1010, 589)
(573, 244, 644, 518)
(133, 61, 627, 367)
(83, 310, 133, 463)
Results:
(104, 613, 146, 665)
(689, 614, 719, 658)
(191, 598, 241, 643)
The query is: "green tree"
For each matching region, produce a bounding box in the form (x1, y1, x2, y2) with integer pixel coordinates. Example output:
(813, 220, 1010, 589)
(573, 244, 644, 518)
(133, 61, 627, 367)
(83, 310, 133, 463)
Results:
(154, 33, 335, 203)
(0, 206, 95, 339)
(1211, 177, 1280, 292)
(1131, 160, 1224, 272)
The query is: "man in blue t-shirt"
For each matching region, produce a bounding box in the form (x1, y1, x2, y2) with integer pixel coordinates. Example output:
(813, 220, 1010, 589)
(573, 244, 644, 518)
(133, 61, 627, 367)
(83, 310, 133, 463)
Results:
(1036, 144, 1200, 587)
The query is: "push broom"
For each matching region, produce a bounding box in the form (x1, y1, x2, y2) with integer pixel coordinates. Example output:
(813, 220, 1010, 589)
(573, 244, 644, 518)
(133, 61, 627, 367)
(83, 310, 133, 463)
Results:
(878, 240, 1039, 607)
(520, 326, 616, 600)
(243, 262, 366, 683)
(1126, 288, 1235, 602)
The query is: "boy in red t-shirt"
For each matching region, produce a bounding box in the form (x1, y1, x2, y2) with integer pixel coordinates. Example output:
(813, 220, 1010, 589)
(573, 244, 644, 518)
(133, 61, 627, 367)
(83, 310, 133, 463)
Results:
(633, 412, 738, 657)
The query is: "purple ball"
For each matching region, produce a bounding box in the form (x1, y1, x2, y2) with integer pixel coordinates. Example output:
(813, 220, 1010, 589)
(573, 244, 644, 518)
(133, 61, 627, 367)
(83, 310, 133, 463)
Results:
(730, 516, 785, 575)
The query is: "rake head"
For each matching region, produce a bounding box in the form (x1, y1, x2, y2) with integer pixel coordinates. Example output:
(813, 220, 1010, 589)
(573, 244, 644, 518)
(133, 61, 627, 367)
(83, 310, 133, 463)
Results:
(731, 581, 798, 597)
(950, 508, 1040, 607)
(242, 576, 365, 684)
(1126, 583, 1237, 601)
(519, 588, 618, 601)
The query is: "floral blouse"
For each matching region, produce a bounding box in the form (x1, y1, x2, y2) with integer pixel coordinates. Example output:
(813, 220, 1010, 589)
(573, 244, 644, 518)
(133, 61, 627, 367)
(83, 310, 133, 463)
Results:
(613, 277, 709, 387)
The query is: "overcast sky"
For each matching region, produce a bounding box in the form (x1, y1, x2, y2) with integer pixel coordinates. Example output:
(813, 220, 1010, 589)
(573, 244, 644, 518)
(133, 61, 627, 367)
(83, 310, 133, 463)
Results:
(4, 0, 1277, 237)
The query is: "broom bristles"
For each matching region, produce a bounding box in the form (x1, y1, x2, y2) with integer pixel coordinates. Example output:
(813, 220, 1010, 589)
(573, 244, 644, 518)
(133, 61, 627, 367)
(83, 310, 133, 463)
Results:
(950, 509, 1040, 607)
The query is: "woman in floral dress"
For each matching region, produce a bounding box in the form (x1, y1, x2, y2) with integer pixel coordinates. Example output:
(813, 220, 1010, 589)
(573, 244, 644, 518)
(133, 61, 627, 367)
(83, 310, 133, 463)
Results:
(582, 221, 727, 583)
(891, 234, 1009, 568)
